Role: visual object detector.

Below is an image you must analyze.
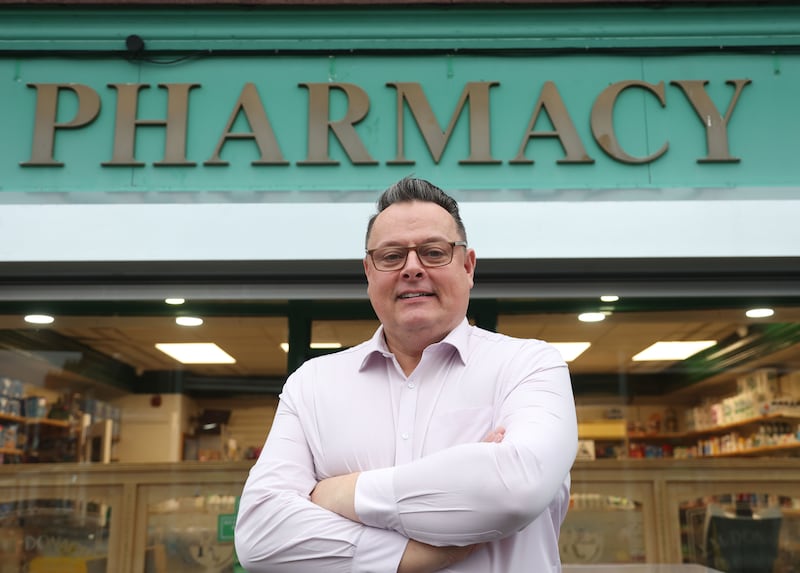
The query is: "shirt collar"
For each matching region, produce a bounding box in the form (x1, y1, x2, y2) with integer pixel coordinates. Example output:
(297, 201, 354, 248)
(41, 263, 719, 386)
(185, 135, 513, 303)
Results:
(359, 318, 471, 371)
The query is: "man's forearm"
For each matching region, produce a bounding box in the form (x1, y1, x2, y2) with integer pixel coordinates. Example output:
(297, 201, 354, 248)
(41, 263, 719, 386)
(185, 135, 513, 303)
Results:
(312, 479, 476, 573)
(398, 540, 477, 573)
(310, 471, 360, 521)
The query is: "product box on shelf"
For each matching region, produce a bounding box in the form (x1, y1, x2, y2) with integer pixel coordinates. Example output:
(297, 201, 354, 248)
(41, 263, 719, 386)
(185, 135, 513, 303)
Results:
(779, 371, 800, 399)
(0, 396, 22, 417)
(0, 377, 24, 400)
(23, 396, 49, 419)
(737, 368, 779, 401)
(0, 425, 18, 449)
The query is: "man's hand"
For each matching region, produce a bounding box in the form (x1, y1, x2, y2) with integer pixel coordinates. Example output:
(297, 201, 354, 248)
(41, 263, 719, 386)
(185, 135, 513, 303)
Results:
(310, 471, 360, 522)
(483, 427, 505, 443)
(398, 539, 478, 573)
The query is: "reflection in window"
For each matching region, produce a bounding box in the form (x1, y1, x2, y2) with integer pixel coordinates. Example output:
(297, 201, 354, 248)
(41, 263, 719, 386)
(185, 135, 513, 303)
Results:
(0, 498, 110, 572)
(560, 493, 645, 564)
(680, 492, 800, 572)
(146, 494, 237, 573)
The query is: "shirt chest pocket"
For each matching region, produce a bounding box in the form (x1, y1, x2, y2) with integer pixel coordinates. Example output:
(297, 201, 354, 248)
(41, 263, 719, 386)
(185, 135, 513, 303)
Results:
(423, 406, 494, 454)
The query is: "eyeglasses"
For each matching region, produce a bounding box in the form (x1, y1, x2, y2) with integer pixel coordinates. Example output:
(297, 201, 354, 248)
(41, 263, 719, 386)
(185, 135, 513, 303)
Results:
(366, 241, 468, 272)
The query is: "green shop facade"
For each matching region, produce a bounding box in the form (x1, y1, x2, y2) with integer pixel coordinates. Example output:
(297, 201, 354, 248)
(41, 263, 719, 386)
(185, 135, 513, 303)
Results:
(1, 2, 800, 572)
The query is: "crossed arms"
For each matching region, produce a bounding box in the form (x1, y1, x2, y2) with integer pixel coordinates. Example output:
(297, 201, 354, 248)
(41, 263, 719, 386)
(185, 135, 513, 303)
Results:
(235, 358, 577, 573)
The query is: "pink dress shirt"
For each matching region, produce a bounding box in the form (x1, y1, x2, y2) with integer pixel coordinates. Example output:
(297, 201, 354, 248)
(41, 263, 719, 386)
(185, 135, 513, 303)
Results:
(236, 318, 578, 573)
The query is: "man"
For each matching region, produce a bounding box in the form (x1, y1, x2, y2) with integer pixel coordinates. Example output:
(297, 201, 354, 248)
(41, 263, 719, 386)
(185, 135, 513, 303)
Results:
(235, 177, 578, 572)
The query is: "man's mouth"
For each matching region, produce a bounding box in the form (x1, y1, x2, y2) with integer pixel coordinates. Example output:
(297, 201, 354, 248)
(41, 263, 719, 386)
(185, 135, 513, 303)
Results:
(398, 292, 434, 299)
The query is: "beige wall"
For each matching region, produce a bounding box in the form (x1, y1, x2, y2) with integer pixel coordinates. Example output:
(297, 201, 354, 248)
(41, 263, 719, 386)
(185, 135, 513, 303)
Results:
(112, 394, 194, 462)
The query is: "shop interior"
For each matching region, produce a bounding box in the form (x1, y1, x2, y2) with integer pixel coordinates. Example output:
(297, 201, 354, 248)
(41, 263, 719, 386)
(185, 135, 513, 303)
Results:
(1, 294, 799, 571)
(1, 294, 799, 464)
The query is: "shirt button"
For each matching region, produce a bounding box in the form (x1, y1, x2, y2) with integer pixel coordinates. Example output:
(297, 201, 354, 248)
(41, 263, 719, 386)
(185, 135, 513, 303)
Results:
(401, 433, 410, 440)
(407, 382, 415, 389)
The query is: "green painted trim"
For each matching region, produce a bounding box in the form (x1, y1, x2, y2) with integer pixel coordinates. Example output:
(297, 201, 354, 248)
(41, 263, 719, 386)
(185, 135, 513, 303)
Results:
(676, 322, 800, 385)
(1, 6, 800, 53)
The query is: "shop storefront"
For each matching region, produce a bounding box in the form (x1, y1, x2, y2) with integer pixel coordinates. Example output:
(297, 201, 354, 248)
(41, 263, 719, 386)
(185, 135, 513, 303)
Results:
(1, 1, 800, 572)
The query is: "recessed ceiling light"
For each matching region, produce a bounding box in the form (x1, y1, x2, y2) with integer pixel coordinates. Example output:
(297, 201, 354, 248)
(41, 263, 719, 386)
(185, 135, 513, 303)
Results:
(279, 342, 343, 353)
(745, 308, 774, 318)
(632, 340, 716, 361)
(599, 295, 619, 302)
(176, 316, 203, 327)
(578, 312, 606, 323)
(165, 298, 186, 305)
(155, 343, 236, 364)
(550, 342, 591, 362)
(24, 314, 55, 325)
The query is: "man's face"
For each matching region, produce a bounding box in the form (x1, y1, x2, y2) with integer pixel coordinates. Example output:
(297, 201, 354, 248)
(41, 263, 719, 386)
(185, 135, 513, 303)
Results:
(364, 200, 476, 347)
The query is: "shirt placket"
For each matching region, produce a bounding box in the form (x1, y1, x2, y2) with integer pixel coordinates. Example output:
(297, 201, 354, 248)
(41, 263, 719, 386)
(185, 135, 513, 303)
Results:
(394, 369, 418, 466)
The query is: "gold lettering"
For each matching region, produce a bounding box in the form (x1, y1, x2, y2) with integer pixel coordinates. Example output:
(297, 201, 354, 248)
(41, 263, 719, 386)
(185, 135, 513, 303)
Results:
(205, 82, 288, 166)
(671, 79, 750, 163)
(103, 83, 199, 167)
(297, 83, 377, 165)
(591, 80, 668, 164)
(387, 81, 500, 165)
(511, 81, 593, 164)
(21, 83, 100, 167)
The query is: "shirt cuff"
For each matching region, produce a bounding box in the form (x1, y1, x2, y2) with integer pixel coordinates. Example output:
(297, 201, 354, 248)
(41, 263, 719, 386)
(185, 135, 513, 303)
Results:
(352, 526, 408, 573)
(355, 466, 404, 533)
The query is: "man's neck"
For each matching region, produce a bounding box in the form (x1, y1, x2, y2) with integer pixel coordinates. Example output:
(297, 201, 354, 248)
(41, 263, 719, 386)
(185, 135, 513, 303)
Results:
(383, 327, 453, 376)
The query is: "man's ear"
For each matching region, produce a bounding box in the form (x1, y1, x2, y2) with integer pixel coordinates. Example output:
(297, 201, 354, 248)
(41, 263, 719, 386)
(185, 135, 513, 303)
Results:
(465, 249, 477, 285)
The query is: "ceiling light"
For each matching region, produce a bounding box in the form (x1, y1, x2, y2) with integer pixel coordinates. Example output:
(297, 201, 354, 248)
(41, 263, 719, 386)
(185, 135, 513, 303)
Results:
(155, 343, 236, 364)
(176, 316, 203, 327)
(599, 295, 619, 302)
(24, 314, 55, 325)
(578, 312, 606, 323)
(280, 342, 343, 353)
(550, 342, 591, 362)
(745, 308, 774, 318)
(165, 298, 186, 305)
(632, 340, 716, 361)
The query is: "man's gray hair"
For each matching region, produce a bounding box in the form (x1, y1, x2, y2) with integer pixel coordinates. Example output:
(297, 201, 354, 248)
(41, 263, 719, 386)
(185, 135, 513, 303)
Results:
(365, 177, 467, 247)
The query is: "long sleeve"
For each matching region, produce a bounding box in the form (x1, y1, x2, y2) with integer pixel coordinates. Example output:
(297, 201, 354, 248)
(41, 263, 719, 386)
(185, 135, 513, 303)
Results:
(354, 342, 578, 547)
(235, 376, 409, 573)
(236, 323, 578, 573)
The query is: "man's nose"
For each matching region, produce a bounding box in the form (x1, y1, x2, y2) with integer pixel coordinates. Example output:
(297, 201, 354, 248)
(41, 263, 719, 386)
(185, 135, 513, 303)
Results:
(402, 249, 425, 275)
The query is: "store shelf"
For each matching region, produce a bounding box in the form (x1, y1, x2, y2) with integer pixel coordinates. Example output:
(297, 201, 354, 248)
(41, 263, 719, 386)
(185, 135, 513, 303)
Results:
(628, 413, 800, 441)
(711, 441, 800, 458)
(0, 413, 70, 428)
(25, 418, 70, 428)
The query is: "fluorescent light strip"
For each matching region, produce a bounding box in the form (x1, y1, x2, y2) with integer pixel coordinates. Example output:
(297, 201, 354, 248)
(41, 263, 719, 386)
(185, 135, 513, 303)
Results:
(155, 343, 236, 364)
(550, 342, 591, 362)
(632, 340, 716, 362)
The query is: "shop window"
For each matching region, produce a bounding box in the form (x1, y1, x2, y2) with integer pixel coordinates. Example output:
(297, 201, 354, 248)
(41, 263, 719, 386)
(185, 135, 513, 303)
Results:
(0, 492, 117, 573)
(679, 492, 800, 573)
(560, 493, 646, 564)
(144, 488, 241, 573)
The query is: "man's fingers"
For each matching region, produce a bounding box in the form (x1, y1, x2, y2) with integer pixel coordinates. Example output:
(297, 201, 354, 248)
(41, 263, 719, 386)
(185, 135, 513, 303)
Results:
(483, 427, 505, 443)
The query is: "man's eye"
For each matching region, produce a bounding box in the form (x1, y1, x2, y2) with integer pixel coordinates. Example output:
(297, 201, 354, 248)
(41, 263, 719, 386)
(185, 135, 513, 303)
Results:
(380, 251, 404, 262)
(421, 246, 447, 259)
